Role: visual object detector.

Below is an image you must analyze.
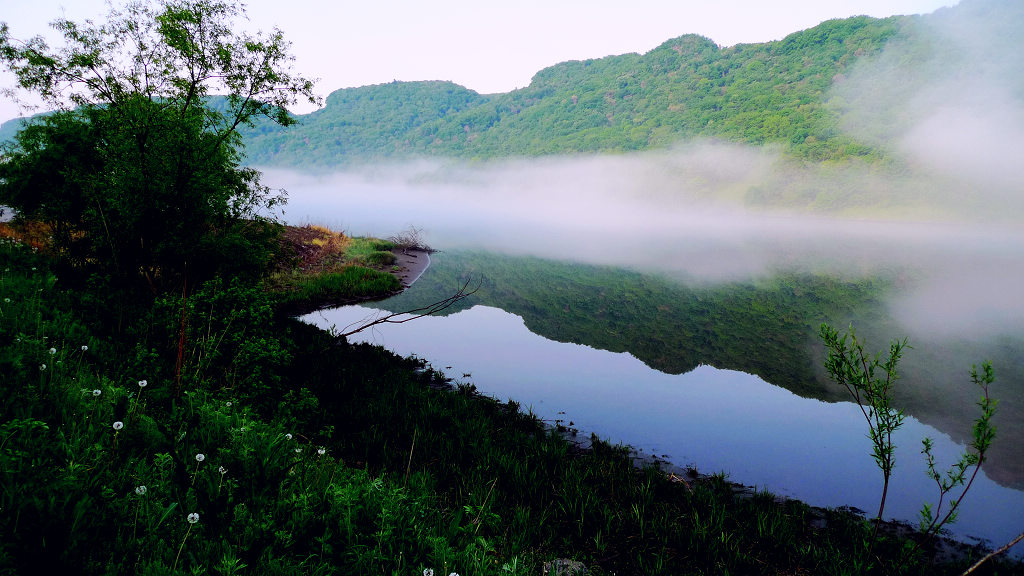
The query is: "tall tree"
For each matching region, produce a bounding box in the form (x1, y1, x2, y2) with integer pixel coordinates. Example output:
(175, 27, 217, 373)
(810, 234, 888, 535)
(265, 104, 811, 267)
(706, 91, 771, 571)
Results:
(0, 0, 319, 296)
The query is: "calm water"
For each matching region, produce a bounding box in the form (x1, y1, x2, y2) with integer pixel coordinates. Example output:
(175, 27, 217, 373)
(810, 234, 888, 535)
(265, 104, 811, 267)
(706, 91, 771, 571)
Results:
(271, 163, 1024, 554)
(303, 298, 1024, 553)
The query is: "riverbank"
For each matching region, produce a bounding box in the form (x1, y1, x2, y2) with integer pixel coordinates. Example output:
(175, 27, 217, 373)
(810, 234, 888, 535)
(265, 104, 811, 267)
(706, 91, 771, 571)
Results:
(2, 221, 1020, 575)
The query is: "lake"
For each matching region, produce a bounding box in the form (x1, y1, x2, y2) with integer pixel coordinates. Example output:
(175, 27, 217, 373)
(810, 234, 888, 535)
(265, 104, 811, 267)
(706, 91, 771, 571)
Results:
(265, 160, 1024, 554)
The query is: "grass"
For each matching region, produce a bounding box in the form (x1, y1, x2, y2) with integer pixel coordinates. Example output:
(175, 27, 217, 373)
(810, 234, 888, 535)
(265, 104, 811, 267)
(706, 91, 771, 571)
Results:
(266, 225, 402, 311)
(2, 231, 1022, 575)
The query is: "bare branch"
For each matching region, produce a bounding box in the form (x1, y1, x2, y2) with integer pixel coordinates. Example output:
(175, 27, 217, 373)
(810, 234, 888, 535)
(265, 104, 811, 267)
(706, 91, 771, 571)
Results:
(959, 530, 1024, 575)
(338, 279, 477, 339)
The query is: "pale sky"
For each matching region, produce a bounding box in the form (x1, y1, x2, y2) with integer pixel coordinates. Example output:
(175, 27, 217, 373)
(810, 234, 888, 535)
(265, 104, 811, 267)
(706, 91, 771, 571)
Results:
(1, 0, 958, 123)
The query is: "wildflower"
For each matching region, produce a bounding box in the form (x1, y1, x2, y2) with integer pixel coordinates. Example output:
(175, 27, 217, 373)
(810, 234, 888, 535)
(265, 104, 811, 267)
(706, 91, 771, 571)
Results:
(225, 401, 232, 407)
(317, 447, 326, 456)
(81, 345, 88, 352)
(92, 389, 102, 396)
(135, 485, 147, 496)
(285, 433, 293, 440)
(195, 453, 205, 463)
(424, 570, 434, 576)
(187, 512, 199, 524)
(48, 347, 56, 355)
(40, 364, 46, 370)
(138, 379, 147, 388)
(219, 466, 227, 475)
(113, 421, 124, 430)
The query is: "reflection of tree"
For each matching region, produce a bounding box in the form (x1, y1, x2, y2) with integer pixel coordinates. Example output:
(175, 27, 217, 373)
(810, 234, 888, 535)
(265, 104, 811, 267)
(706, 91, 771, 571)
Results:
(377, 251, 886, 400)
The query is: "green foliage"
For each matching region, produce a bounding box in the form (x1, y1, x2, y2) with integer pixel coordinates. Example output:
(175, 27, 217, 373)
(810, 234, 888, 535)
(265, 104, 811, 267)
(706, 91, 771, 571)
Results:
(239, 16, 910, 167)
(820, 323, 1006, 563)
(0, 0, 317, 302)
(820, 323, 908, 529)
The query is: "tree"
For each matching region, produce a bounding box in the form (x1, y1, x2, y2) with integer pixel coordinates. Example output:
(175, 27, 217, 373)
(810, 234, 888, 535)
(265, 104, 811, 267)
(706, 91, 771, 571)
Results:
(0, 0, 319, 296)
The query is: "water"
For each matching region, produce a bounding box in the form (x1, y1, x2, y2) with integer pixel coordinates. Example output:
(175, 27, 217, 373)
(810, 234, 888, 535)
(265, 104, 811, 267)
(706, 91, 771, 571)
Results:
(303, 299, 1024, 554)
(269, 162, 1024, 555)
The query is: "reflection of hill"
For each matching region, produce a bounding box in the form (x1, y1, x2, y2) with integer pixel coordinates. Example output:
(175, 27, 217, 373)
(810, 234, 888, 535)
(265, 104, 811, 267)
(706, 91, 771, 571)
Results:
(380, 251, 891, 401)
(377, 251, 1024, 489)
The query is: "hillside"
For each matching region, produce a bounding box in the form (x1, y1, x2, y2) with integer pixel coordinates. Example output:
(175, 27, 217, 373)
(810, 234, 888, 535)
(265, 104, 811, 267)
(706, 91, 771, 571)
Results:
(241, 17, 905, 167)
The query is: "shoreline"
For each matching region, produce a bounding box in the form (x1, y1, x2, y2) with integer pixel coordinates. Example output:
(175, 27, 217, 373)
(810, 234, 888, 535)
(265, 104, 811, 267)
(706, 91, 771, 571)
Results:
(392, 248, 431, 288)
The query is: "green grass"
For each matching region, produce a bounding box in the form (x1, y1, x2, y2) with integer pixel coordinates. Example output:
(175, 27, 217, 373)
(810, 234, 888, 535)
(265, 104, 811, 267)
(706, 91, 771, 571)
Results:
(268, 265, 401, 312)
(1, 236, 1021, 575)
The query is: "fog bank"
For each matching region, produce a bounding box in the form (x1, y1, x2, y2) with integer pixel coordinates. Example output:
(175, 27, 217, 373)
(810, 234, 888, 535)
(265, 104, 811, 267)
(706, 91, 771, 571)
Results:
(261, 147, 1024, 341)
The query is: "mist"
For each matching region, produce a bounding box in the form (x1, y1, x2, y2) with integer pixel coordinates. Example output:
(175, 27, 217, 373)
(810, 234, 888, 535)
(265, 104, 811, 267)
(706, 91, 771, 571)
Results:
(259, 2, 1024, 343)
(260, 141, 1024, 343)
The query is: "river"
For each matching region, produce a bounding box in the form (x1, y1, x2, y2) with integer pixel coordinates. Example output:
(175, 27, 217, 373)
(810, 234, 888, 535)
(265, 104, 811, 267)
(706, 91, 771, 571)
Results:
(264, 161, 1024, 555)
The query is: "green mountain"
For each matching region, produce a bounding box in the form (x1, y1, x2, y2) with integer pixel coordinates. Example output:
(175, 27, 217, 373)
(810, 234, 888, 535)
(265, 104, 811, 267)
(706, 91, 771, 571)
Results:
(240, 0, 1024, 168)
(242, 17, 904, 167)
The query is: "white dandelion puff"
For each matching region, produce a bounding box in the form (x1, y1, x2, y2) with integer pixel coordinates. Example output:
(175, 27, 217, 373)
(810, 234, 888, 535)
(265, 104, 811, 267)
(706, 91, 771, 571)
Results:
(92, 389, 102, 396)
(187, 512, 199, 524)
(112, 421, 124, 430)
(138, 379, 147, 388)
(135, 485, 147, 495)
(195, 453, 205, 463)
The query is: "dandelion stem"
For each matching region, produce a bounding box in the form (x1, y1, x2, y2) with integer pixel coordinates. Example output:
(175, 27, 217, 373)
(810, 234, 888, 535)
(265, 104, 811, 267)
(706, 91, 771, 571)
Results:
(172, 524, 193, 572)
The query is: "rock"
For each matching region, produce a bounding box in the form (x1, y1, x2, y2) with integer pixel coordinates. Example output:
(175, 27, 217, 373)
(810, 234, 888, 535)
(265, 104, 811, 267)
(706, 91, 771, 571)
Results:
(542, 558, 586, 576)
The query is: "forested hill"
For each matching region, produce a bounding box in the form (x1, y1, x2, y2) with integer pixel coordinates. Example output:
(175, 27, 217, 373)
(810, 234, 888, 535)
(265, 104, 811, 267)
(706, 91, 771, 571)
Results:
(234, 0, 1024, 169)
(240, 16, 905, 168)
(3, 0, 1021, 169)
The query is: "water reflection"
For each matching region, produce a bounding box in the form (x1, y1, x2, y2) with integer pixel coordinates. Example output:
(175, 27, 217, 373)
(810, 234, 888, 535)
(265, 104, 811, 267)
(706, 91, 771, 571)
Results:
(303, 303, 1024, 554)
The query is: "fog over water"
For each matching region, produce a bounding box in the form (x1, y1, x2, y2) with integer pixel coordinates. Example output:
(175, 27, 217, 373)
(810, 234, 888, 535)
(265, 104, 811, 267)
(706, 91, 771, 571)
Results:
(262, 149, 1024, 342)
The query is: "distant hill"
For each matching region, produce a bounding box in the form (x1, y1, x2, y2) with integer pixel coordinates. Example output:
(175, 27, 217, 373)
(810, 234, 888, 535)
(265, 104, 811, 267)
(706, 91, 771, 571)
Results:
(240, 17, 904, 167)
(4, 0, 1021, 179)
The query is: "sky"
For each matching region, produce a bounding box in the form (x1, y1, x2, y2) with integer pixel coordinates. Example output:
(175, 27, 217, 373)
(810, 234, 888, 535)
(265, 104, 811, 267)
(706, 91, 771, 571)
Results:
(1, 0, 959, 122)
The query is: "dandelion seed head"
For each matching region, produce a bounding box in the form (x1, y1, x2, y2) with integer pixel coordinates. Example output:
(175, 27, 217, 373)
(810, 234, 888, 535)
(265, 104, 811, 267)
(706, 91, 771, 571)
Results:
(81, 345, 88, 351)
(285, 433, 292, 440)
(138, 379, 147, 388)
(112, 421, 124, 430)
(40, 364, 46, 370)
(48, 348, 56, 355)
(92, 389, 101, 396)
(135, 485, 147, 495)
(195, 453, 205, 463)
(3, 298, 9, 303)
(187, 512, 199, 524)
(218, 466, 227, 475)
(424, 570, 434, 576)
(225, 402, 232, 407)
(317, 447, 326, 456)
